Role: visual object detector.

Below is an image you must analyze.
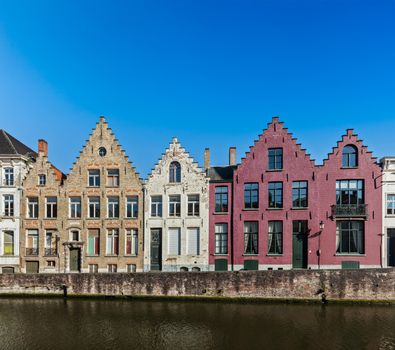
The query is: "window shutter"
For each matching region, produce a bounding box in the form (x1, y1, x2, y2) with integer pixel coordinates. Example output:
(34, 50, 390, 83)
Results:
(168, 228, 180, 255)
(187, 228, 200, 255)
(88, 236, 94, 255)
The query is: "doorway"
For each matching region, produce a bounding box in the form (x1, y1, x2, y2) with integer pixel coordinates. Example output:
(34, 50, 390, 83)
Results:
(388, 228, 395, 267)
(69, 248, 81, 272)
(292, 220, 308, 269)
(150, 229, 162, 271)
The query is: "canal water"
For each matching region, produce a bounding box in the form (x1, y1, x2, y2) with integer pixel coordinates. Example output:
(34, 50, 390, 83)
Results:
(0, 298, 394, 350)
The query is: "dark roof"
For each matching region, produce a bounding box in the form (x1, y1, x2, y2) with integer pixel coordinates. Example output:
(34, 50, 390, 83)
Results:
(207, 165, 237, 182)
(0, 130, 36, 157)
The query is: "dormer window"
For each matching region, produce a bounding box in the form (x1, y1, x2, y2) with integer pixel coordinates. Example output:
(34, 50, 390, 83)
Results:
(342, 145, 358, 168)
(169, 161, 181, 183)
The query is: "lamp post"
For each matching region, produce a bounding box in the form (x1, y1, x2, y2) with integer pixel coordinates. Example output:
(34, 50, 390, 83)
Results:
(318, 221, 325, 269)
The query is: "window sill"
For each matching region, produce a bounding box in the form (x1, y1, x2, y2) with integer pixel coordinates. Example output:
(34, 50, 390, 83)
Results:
(106, 217, 120, 220)
(266, 169, 283, 172)
(86, 217, 100, 220)
(334, 253, 366, 256)
(266, 208, 283, 211)
(124, 255, 138, 257)
(68, 217, 82, 220)
(266, 254, 283, 257)
(242, 254, 259, 256)
(340, 167, 358, 170)
(86, 255, 100, 257)
(291, 207, 308, 210)
(105, 255, 119, 257)
(44, 217, 57, 220)
(25, 217, 38, 220)
(125, 217, 138, 220)
(87, 186, 100, 188)
(242, 208, 259, 211)
(213, 253, 229, 256)
(213, 212, 229, 215)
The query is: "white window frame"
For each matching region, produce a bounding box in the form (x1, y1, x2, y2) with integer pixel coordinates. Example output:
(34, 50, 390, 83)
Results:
(387, 194, 395, 216)
(125, 228, 138, 256)
(45, 197, 57, 218)
(169, 195, 181, 217)
(38, 174, 46, 186)
(187, 194, 200, 217)
(106, 229, 119, 256)
(69, 197, 81, 218)
(107, 169, 120, 187)
(126, 196, 138, 218)
(3, 230, 14, 256)
(88, 169, 100, 187)
(151, 195, 162, 217)
(187, 227, 200, 256)
(4, 167, 14, 186)
(107, 196, 119, 218)
(3, 194, 14, 217)
(88, 197, 100, 218)
(27, 197, 39, 218)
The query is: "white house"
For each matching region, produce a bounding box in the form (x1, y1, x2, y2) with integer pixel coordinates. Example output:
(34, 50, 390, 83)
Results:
(381, 157, 395, 268)
(144, 138, 209, 272)
(0, 130, 36, 273)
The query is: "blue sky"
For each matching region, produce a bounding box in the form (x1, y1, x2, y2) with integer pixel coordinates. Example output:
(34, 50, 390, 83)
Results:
(0, 0, 394, 177)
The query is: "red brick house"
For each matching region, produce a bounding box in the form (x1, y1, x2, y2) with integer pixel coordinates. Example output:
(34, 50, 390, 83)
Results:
(208, 117, 382, 270)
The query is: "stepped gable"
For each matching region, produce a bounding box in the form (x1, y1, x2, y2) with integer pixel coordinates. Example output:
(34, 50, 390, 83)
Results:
(147, 137, 206, 181)
(236, 116, 316, 173)
(66, 116, 141, 183)
(320, 128, 380, 169)
(0, 129, 36, 157)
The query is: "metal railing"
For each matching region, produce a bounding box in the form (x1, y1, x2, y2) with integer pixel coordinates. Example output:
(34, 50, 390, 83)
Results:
(331, 204, 368, 218)
(44, 248, 57, 256)
(26, 248, 39, 256)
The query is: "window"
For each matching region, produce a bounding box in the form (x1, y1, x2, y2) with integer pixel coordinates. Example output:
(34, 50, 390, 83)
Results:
(47, 261, 55, 267)
(215, 224, 228, 254)
(88, 169, 100, 187)
(108, 197, 119, 218)
(69, 197, 81, 218)
(387, 194, 395, 215)
(215, 186, 228, 213)
(169, 161, 181, 183)
(169, 195, 181, 217)
(126, 196, 138, 218)
(127, 264, 136, 272)
(187, 195, 200, 216)
(4, 195, 14, 216)
(336, 221, 364, 254)
(4, 168, 14, 186)
(98, 147, 107, 157)
(108, 264, 117, 273)
(106, 229, 119, 255)
(244, 183, 259, 209)
(342, 145, 358, 168)
(89, 264, 98, 273)
(88, 197, 100, 218)
(151, 196, 162, 217)
(45, 197, 57, 218)
(26, 229, 39, 256)
(244, 222, 258, 254)
(107, 169, 119, 187)
(187, 228, 200, 255)
(168, 228, 181, 255)
(268, 182, 283, 208)
(292, 181, 308, 208)
(87, 229, 100, 256)
(268, 221, 283, 255)
(268, 148, 283, 170)
(70, 230, 79, 241)
(125, 229, 138, 255)
(45, 231, 57, 255)
(27, 197, 39, 218)
(38, 174, 46, 186)
(336, 180, 364, 205)
(3, 231, 14, 255)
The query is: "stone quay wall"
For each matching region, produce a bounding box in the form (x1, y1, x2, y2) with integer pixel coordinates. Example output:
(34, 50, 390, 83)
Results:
(0, 269, 393, 303)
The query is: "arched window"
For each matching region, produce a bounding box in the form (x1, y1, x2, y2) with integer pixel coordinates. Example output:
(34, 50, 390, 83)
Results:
(342, 145, 358, 168)
(169, 161, 181, 183)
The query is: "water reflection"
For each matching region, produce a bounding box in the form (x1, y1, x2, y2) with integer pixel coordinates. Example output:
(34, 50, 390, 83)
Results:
(0, 298, 394, 350)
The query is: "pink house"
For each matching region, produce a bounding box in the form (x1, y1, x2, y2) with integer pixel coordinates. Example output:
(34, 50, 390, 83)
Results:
(208, 117, 382, 270)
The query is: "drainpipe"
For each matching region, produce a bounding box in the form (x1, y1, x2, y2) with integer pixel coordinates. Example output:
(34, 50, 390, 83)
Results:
(230, 180, 234, 271)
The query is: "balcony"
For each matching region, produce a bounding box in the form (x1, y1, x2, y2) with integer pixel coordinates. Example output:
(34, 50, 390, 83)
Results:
(331, 204, 368, 219)
(26, 248, 39, 256)
(44, 248, 57, 256)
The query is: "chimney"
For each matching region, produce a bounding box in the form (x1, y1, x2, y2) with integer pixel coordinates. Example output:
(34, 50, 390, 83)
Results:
(38, 139, 48, 157)
(204, 148, 210, 171)
(229, 147, 236, 166)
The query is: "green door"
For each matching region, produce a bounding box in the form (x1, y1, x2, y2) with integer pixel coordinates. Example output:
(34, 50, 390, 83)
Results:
(26, 261, 39, 273)
(244, 260, 259, 270)
(215, 259, 228, 271)
(292, 221, 308, 269)
(70, 248, 81, 272)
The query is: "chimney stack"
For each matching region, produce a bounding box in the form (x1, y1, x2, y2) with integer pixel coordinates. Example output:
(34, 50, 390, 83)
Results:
(204, 148, 210, 171)
(229, 147, 236, 166)
(38, 139, 48, 157)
